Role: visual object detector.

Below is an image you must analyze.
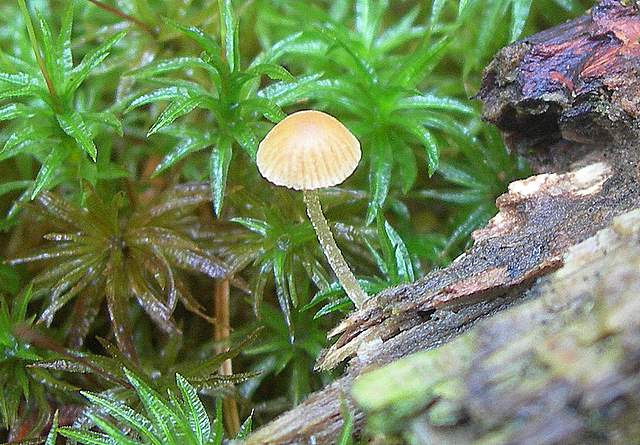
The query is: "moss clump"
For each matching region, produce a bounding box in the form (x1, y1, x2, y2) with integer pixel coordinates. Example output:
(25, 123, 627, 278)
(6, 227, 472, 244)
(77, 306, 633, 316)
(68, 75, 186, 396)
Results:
(0, 0, 589, 441)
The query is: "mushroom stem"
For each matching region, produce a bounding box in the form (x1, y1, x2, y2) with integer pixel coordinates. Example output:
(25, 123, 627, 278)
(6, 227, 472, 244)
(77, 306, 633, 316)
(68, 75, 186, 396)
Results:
(303, 190, 367, 309)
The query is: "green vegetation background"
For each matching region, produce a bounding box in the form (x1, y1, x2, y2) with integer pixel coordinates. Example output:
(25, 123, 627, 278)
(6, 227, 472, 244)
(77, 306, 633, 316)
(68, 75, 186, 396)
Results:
(0, 0, 589, 442)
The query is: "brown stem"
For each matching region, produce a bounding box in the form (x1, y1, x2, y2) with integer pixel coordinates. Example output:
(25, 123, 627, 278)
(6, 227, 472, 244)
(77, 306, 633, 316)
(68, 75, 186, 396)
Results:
(138, 155, 166, 204)
(214, 279, 241, 436)
(124, 178, 139, 208)
(17, 0, 61, 110)
(86, 0, 156, 36)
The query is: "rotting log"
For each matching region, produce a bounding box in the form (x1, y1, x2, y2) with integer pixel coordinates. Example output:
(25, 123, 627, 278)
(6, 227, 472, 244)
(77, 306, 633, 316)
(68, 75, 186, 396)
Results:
(245, 1, 640, 443)
(353, 209, 640, 444)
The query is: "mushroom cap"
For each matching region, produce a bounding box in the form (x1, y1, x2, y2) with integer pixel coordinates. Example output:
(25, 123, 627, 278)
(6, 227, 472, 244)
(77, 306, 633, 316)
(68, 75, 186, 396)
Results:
(256, 110, 361, 190)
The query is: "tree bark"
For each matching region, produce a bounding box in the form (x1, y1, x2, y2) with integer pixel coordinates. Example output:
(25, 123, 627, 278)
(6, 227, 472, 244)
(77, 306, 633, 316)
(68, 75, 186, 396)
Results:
(244, 1, 640, 443)
(352, 208, 640, 444)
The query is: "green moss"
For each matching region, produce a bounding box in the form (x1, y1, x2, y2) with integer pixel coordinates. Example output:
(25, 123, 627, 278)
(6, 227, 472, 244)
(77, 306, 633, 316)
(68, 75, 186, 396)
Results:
(0, 0, 591, 440)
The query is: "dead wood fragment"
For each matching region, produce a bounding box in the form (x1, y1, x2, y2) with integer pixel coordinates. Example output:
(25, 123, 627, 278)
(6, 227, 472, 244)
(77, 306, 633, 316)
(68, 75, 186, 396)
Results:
(478, 0, 640, 171)
(245, 1, 640, 443)
(352, 209, 640, 444)
(317, 157, 633, 372)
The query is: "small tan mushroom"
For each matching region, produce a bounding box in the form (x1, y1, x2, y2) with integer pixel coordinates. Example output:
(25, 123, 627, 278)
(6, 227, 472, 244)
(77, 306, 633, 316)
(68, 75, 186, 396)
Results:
(257, 110, 367, 309)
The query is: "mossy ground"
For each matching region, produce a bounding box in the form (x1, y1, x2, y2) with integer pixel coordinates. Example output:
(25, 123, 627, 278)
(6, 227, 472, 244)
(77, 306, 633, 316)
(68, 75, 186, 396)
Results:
(0, 0, 591, 442)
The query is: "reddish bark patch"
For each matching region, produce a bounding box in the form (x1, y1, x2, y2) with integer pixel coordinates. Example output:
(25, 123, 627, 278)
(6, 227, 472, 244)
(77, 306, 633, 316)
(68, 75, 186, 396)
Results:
(479, 0, 640, 170)
(520, 0, 640, 101)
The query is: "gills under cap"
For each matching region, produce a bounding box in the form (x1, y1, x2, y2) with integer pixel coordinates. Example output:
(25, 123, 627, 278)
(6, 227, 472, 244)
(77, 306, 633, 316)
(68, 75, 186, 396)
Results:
(256, 110, 361, 190)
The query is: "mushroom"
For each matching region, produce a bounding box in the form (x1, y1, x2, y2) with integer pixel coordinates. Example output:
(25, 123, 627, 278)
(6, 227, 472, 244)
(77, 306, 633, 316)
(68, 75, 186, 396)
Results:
(257, 110, 368, 309)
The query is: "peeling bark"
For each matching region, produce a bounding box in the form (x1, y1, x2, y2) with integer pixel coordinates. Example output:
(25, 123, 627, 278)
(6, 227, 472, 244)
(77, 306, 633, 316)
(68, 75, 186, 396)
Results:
(353, 209, 640, 444)
(316, 158, 635, 373)
(478, 0, 640, 171)
(245, 2, 640, 444)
